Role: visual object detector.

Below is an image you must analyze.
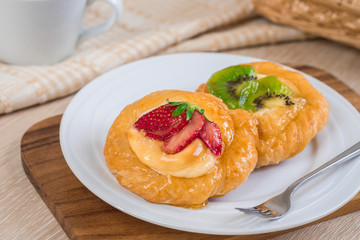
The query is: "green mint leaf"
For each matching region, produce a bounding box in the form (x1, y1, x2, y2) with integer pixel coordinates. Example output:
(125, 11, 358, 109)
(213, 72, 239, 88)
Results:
(166, 102, 182, 107)
(186, 105, 195, 121)
(172, 104, 187, 117)
(194, 106, 204, 114)
(193, 106, 209, 121)
(165, 99, 183, 107)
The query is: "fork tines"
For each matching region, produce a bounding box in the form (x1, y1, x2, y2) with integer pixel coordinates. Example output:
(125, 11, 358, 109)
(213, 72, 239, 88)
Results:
(235, 207, 278, 218)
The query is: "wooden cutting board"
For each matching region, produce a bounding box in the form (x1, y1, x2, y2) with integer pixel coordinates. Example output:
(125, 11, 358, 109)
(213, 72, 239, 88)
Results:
(21, 65, 360, 240)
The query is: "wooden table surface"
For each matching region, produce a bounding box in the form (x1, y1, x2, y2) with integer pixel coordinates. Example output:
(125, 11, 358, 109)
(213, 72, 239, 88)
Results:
(1, 39, 360, 240)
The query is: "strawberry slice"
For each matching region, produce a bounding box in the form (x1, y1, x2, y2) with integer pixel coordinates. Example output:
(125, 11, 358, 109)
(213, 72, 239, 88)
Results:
(134, 104, 188, 140)
(134, 101, 222, 156)
(163, 111, 205, 154)
(199, 120, 222, 156)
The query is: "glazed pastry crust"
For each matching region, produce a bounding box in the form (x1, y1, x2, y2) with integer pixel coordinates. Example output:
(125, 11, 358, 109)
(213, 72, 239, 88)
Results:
(104, 90, 258, 208)
(197, 62, 329, 168)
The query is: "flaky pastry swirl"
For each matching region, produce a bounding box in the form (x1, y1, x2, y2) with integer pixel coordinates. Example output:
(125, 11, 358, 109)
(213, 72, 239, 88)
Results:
(104, 90, 258, 208)
(197, 62, 329, 167)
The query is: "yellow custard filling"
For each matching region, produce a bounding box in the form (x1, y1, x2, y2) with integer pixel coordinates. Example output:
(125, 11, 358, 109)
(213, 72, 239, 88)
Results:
(128, 127, 218, 178)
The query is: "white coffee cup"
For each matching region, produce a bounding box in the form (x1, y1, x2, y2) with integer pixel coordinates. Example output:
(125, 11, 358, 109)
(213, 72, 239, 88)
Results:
(0, 0, 122, 65)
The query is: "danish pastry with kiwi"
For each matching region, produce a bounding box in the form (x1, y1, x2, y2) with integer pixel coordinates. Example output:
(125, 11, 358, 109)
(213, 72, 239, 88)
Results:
(197, 62, 329, 168)
(104, 90, 258, 208)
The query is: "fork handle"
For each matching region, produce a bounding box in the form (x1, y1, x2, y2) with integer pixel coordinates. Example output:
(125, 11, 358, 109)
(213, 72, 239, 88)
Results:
(287, 141, 360, 195)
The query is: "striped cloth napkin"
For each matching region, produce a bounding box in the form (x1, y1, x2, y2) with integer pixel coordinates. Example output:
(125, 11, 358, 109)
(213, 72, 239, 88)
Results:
(0, 0, 310, 114)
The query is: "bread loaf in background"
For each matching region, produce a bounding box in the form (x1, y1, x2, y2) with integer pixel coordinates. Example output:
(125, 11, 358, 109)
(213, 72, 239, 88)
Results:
(253, 0, 360, 49)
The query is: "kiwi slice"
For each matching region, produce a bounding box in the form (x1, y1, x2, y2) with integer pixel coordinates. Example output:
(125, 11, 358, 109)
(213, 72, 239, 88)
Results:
(206, 65, 295, 112)
(207, 65, 257, 109)
(238, 76, 294, 112)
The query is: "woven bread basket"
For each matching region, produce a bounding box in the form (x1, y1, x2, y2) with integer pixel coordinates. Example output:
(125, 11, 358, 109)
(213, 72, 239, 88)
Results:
(253, 0, 360, 49)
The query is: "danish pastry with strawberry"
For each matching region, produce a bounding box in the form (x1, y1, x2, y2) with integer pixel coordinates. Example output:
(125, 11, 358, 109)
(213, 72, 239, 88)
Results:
(104, 90, 258, 208)
(197, 62, 329, 168)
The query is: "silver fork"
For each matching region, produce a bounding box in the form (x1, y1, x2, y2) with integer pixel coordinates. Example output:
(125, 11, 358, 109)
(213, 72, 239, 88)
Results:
(235, 141, 360, 219)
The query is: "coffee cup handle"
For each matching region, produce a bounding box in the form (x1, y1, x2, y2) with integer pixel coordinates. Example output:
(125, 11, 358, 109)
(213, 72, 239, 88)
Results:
(77, 0, 122, 45)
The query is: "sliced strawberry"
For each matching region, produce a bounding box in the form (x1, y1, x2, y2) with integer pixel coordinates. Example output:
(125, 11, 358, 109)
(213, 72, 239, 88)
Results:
(163, 111, 205, 154)
(134, 101, 222, 156)
(134, 104, 188, 140)
(146, 120, 185, 140)
(199, 120, 222, 156)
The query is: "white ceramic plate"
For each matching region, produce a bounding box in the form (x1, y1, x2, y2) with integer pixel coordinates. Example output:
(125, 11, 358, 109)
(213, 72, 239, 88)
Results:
(60, 53, 360, 235)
